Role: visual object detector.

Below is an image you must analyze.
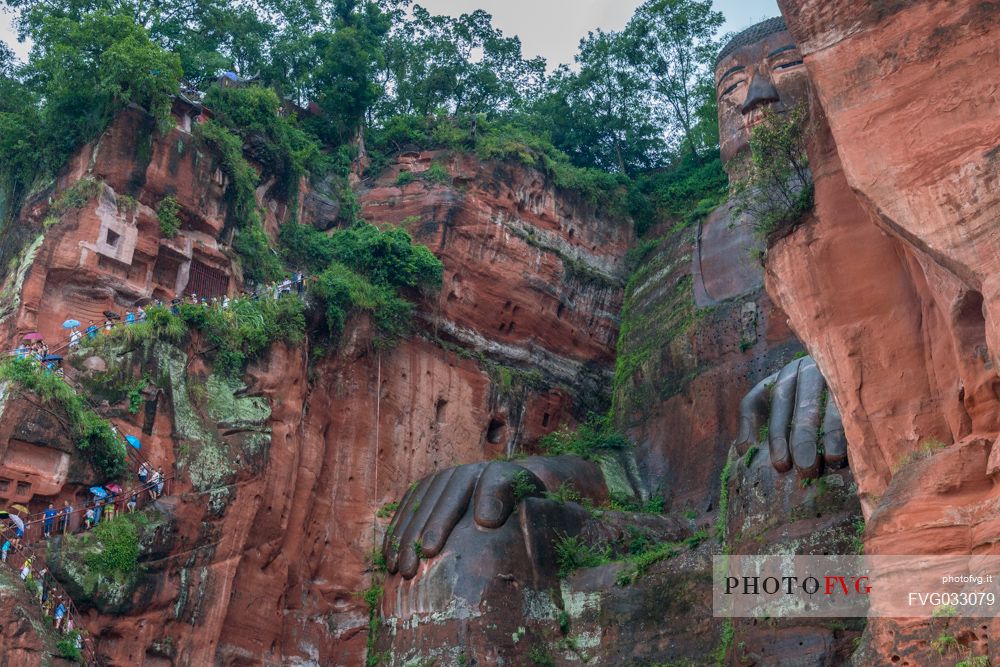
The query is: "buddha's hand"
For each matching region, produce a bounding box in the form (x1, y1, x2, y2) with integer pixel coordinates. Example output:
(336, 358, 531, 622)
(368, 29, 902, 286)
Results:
(735, 355, 847, 477)
(382, 455, 607, 578)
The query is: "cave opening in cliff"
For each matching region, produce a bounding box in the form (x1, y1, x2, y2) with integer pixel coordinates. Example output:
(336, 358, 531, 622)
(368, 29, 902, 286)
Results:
(152, 250, 182, 289)
(955, 289, 986, 355)
(486, 418, 505, 444)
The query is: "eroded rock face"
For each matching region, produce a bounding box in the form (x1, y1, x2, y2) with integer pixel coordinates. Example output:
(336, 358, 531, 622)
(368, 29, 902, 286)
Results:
(374, 491, 694, 665)
(779, 0, 1000, 292)
(771, 0, 1000, 505)
(0, 570, 63, 666)
(0, 114, 628, 665)
(359, 151, 630, 390)
(763, 1, 1000, 664)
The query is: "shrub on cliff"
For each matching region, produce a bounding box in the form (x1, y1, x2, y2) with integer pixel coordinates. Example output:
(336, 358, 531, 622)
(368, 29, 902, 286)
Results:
(323, 221, 442, 291)
(52, 511, 160, 613)
(311, 264, 413, 343)
(628, 152, 728, 234)
(156, 195, 181, 238)
(732, 104, 813, 240)
(281, 222, 444, 289)
(56, 633, 83, 662)
(0, 358, 126, 478)
(103, 305, 186, 348)
(231, 220, 284, 285)
(193, 120, 285, 284)
(98, 299, 305, 378)
(279, 222, 338, 271)
(177, 297, 305, 377)
(86, 515, 140, 576)
(538, 414, 631, 460)
(554, 533, 610, 577)
(280, 220, 443, 345)
(202, 85, 327, 203)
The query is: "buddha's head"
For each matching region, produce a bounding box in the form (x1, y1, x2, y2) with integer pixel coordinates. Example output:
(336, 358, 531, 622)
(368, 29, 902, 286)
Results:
(716, 17, 810, 170)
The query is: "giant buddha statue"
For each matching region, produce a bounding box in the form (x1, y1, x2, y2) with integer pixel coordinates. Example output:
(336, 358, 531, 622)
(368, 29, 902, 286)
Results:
(694, 16, 810, 305)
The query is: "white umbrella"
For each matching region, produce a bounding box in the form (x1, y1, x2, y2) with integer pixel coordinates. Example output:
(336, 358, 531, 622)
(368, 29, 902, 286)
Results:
(9, 514, 24, 532)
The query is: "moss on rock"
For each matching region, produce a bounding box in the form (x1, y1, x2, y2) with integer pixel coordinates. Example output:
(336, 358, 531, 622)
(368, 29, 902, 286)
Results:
(0, 233, 43, 325)
(48, 510, 166, 614)
(158, 342, 271, 513)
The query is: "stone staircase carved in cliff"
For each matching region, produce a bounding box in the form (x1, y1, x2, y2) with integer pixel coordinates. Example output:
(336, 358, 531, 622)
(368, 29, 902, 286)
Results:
(2, 326, 178, 666)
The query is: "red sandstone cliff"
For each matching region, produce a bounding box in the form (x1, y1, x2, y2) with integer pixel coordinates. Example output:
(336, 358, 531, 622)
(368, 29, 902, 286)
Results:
(764, 1, 1000, 663)
(0, 108, 630, 665)
(2, 2, 998, 663)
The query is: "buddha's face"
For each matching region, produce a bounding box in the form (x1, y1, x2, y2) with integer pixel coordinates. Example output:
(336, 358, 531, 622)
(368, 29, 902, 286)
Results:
(716, 29, 810, 167)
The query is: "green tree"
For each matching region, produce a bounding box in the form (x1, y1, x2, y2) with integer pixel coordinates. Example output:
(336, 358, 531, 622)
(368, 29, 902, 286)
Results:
(0, 43, 40, 222)
(9, 0, 276, 86)
(202, 83, 325, 200)
(0, 10, 181, 223)
(377, 6, 545, 118)
(25, 8, 180, 137)
(627, 0, 724, 158)
(308, 0, 391, 145)
(531, 29, 665, 174)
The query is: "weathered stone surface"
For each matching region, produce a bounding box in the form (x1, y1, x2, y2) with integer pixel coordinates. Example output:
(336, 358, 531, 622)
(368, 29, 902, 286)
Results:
(693, 200, 763, 306)
(358, 152, 630, 381)
(762, 1, 1000, 664)
(0, 113, 628, 665)
(376, 495, 694, 665)
(767, 0, 1000, 508)
(0, 570, 67, 667)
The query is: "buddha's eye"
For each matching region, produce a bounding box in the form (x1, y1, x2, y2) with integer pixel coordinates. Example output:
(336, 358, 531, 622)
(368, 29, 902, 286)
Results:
(721, 81, 743, 98)
(775, 59, 804, 71)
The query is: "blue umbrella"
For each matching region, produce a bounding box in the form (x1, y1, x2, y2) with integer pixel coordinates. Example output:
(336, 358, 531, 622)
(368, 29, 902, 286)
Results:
(62, 319, 81, 329)
(125, 435, 141, 450)
(89, 486, 109, 499)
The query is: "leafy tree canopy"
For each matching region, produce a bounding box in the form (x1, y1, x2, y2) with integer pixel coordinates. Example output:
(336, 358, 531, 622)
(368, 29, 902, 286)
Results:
(0, 0, 731, 233)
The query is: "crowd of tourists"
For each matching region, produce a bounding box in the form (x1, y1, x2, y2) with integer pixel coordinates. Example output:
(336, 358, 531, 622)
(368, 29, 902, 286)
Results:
(10, 272, 308, 363)
(0, 276, 306, 663)
(0, 506, 89, 655)
(0, 549, 87, 649)
(1, 465, 170, 545)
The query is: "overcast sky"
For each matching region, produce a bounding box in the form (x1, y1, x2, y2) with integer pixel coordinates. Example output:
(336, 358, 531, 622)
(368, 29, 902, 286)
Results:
(1, 0, 780, 65)
(416, 0, 780, 67)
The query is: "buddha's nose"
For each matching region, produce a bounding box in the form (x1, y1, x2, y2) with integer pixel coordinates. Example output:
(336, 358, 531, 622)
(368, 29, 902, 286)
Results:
(741, 72, 780, 114)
